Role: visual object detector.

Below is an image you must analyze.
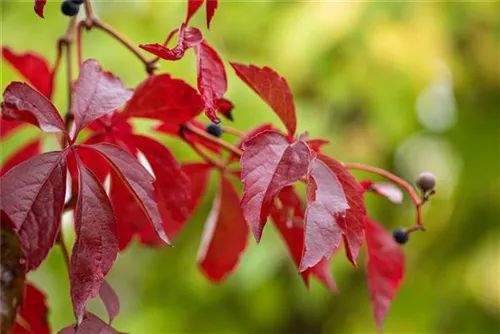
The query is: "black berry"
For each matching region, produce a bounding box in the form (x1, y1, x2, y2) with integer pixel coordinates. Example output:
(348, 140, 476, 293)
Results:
(416, 172, 436, 192)
(61, 1, 80, 16)
(206, 123, 223, 138)
(70, 0, 85, 4)
(393, 228, 409, 245)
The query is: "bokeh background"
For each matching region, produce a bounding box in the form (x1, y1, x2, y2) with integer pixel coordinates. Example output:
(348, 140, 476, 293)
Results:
(1, 1, 499, 333)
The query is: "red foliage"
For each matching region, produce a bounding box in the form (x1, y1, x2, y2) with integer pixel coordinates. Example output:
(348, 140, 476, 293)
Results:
(0, 1, 430, 332)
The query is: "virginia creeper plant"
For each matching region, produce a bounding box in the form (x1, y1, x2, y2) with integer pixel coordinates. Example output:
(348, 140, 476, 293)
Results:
(0, 1, 436, 333)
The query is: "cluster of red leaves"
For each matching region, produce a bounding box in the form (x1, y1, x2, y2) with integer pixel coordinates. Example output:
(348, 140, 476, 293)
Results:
(1, 1, 409, 332)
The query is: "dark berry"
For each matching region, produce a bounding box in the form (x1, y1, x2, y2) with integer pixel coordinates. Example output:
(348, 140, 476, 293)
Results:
(393, 228, 409, 245)
(416, 172, 436, 192)
(61, 1, 79, 16)
(70, 0, 85, 4)
(206, 123, 223, 138)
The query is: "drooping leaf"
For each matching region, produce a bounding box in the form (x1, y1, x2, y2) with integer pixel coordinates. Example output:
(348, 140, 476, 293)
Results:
(58, 313, 118, 334)
(71, 60, 132, 136)
(215, 98, 234, 121)
(123, 74, 203, 125)
(2, 47, 53, 99)
(0, 139, 40, 176)
(1, 82, 65, 133)
(198, 175, 248, 281)
(10, 283, 50, 334)
(99, 280, 120, 325)
(0, 215, 25, 333)
(318, 154, 367, 266)
(299, 158, 349, 271)
(240, 130, 311, 241)
(80, 143, 169, 245)
(195, 41, 228, 123)
(270, 186, 337, 291)
(361, 180, 403, 204)
(230, 63, 296, 137)
(185, 0, 204, 24)
(33, 0, 47, 18)
(365, 218, 405, 331)
(206, 0, 218, 29)
(133, 135, 191, 237)
(0, 150, 67, 271)
(140, 25, 203, 61)
(71, 158, 118, 324)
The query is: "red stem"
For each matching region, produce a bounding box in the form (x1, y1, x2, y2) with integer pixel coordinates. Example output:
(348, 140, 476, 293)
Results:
(184, 123, 243, 157)
(344, 162, 426, 232)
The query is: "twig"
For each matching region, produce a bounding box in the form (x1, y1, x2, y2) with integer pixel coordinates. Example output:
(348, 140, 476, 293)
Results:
(222, 125, 245, 138)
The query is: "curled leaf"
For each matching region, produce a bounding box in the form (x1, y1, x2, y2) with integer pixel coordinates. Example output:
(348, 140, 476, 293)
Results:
(99, 280, 120, 325)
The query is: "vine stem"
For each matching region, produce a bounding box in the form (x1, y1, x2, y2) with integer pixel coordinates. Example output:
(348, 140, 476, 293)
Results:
(184, 123, 243, 157)
(222, 125, 245, 138)
(83, 0, 158, 74)
(344, 163, 426, 232)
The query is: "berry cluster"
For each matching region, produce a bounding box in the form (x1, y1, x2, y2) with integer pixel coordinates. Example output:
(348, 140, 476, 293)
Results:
(61, 0, 85, 17)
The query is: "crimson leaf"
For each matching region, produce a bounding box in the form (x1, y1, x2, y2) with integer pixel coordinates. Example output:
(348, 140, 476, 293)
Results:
(270, 186, 337, 291)
(198, 175, 248, 281)
(133, 135, 191, 237)
(2, 47, 53, 99)
(58, 313, 118, 334)
(318, 154, 367, 266)
(195, 41, 228, 123)
(230, 63, 296, 137)
(206, 0, 218, 29)
(80, 143, 170, 245)
(71, 60, 132, 136)
(1, 82, 65, 133)
(10, 283, 50, 334)
(299, 158, 349, 271)
(99, 280, 120, 325)
(185, 0, 204, 24)
(34, 0, 46, 18)
(0, 150, 67, 271)
(361, 180, 403, 204)
(140, 25, 203, 61)
(0, 119, 23, 139)
(306, 138, 329, 153)
(71, 157, 118, 324)
(240, 130, 311, 241)
(0, 139, 40, 176)
(123, 74, 203, 125)
(365, 218, 405, 331)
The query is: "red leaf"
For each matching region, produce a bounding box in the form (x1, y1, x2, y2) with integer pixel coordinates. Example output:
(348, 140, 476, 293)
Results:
(299, 158, 349, 271)
(155, 121, 221, 154)
(227, 123, 273, 164)
(240, 130, 311, 241)
(1, 82, 65, 133)
(271, 187, 337, 291)
(198, 175, 248, 281)
(365, 218, 405, 331)
(0, 119, 24, 138)
(71, 60, 132, 136)
(10, 283, 50, 334)
(123, 74, 203, 125)
(71, 157, 118, 324)
(2, 47, 53, 99)
(99, 280, 120, 325)
(140, 25, 203, 61)
(362, 180, 403, 204)
(80, 143, 170, 245)
(206, 0, 218, 29)
(58, 313, 118, 334)
(230, 63, 296, 137)
(133, 135, 191, 238)
(186, 0, 204, 24)
(195, 41, 228, 123)
(318, 154, 367, 266)
(306, 138, 329, 153)
(34, 0, 47, 18)
(0, 139, 40, 176)
(0, 150, 67, 271)
(215, 98, 234, 121)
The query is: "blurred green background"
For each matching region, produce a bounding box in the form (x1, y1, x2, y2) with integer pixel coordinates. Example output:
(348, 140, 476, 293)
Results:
(1, 1, 499, 333)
